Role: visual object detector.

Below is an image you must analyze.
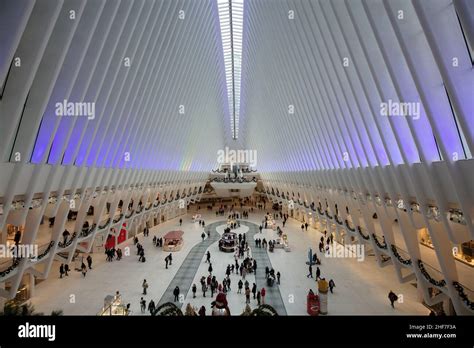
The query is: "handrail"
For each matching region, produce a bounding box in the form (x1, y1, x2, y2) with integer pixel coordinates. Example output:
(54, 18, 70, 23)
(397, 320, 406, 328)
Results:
(390, 244, 412, 266)
(0, 258, 21, 278)
(58, 232, 77, 248)
(325, 210, 333, 220)
(452, 281, 474, 311)
(113, 214, 123, 223)
(417, 260, 446, 287)
(210, 177, 257, 183)
(357, 226, 370, 240)
(372, 234, 387, 249)
(80, 223, 97, 238)
(345, 219, 356, 232)
(31, 241, 56, 261)
(98, 218, 111, 230)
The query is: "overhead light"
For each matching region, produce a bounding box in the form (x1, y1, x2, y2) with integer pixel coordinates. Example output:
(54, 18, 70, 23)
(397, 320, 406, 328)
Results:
(218, 0, 244, 140)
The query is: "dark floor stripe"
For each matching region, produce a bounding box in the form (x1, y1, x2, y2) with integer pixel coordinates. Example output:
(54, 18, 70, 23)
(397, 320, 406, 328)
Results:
(156, 221, 221, 307)
(240, 221, 288, 315)
(157, 220, 287, 315)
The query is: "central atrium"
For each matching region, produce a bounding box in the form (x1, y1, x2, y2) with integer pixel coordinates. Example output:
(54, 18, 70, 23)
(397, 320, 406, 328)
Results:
(0, 0, 472, 345)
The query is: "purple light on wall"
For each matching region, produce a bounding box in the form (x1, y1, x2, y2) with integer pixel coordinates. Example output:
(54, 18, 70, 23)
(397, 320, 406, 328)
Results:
(31, 113, 55, 164)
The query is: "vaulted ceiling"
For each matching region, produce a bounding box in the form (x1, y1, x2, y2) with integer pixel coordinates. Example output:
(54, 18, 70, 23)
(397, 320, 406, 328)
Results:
(0, 0, 473, 177)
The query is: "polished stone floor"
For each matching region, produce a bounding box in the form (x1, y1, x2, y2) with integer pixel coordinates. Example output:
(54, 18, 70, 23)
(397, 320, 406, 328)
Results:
(29, 209, 429, 315)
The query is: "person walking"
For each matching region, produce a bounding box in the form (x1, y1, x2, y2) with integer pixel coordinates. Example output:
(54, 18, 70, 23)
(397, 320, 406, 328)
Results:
(305, 222, 309, 231)
(173, 286, 180, 302)
(148, 299, 155, 315)
(329, 279, 335, 293)
(238, 279, 243, 294)
(179, 218, 182, 226)
(142, 279, 149, 295)
(208, 263, 213, 275)
(316, 267, 321, 280)
(206, 251, 211, 263)
(140, 297, 146, 313)
(64, 264, 70, 276)
(81, 262, 87, 277)
(59, 264, 65, 278)
(256, 291, 261, 306)
(261, 287, 266, 304)
(192, 284, 197, 298)
(202, 282, 207, 297)
(62, 229, 70, 245)
(168, 253, 173, 265)
(301, 224, 304, 232)
(245, 287, 251, 304)
(252, 283, 257, 299)
(307, 265, 313, 278)
(198, 305, 206, 316)
(388, 290, 398, 308)
(277, 271, 281, 285)
(210, 281, 215, 297)
(201, 232, 205, 241)
(14, 230, 21, 245)
(86, 255, 93, 269)
(165, 255, 169, 269)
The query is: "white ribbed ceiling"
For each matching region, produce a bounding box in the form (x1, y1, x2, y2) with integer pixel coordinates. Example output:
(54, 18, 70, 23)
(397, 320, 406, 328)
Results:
(0, 0, 472, 175)
(240, 0, 473, 173)
(0, 0, 233, 173)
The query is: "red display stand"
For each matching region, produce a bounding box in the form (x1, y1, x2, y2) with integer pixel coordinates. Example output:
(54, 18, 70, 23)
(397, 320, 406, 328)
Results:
(118, 223, 127, 244)
(307, 293, 320, 316)
(105, 223, 127, 249)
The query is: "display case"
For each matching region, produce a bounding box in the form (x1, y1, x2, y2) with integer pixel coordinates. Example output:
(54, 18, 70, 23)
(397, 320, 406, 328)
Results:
(98, 295, 128, 316)
(219, 231, 238, 252)
(420, 229, 473, 267)
(163, 230, 184, 252)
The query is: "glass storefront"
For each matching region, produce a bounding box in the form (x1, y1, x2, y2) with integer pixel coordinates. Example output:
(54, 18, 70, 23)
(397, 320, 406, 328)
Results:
(419, 228, 473, 267)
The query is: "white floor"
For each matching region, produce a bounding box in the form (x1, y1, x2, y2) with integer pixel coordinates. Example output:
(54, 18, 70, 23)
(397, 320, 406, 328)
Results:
(29, 209, 429, 315)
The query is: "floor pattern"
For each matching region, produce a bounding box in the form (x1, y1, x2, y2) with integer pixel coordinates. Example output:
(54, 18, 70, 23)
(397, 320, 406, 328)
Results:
(241, 220, 287, 315)
(157, 220, 287, 315)
(156, 221, 221, 307)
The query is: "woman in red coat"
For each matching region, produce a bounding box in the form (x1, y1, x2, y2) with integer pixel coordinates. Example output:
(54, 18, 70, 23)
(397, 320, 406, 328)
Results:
(261, 287, 266, 304)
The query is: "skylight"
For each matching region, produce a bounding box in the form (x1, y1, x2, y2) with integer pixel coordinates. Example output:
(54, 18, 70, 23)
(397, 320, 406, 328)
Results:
(217, 0, 244, 140)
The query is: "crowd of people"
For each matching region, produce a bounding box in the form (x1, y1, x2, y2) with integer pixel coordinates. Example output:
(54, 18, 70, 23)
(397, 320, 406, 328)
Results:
(59, 255, 94, 278)
(60, 197, 412, 316)
(105, 247, 123, 262)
